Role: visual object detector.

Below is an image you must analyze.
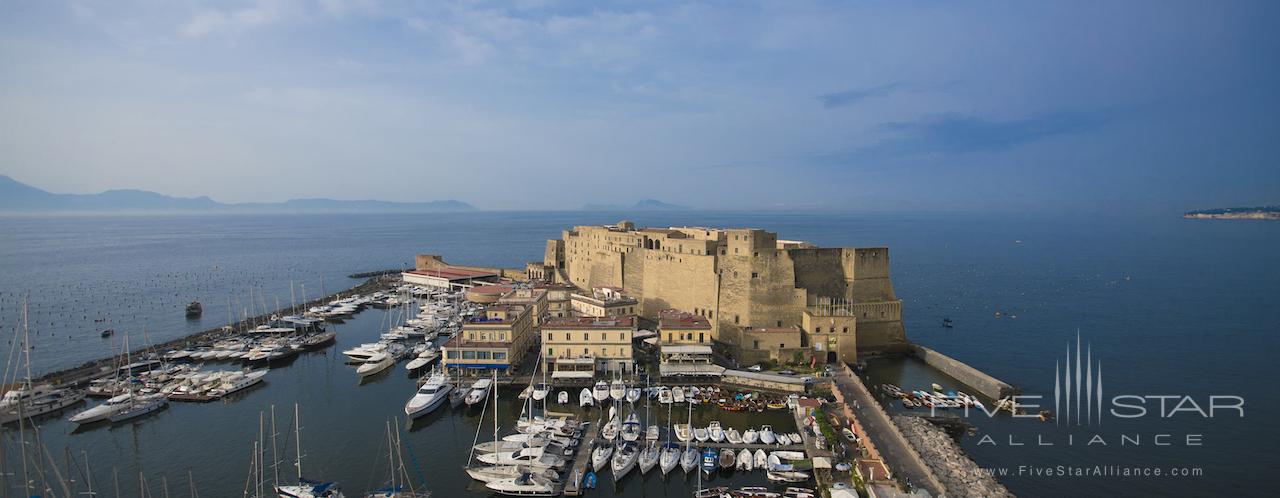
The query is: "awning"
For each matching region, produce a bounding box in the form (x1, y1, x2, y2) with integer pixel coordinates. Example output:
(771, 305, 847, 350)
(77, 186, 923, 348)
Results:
(551, 371, 595, 379)
(633, 329, 657, 339)
(659, 364, 725, 377)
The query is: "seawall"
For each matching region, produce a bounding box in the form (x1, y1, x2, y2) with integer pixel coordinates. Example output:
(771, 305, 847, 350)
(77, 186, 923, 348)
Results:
(893, 415, 1015, 498)
(911, 345, 1016, 400)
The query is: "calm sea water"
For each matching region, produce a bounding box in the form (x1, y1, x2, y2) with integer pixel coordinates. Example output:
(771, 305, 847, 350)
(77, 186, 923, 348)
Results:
(0, 211, 1276, 497)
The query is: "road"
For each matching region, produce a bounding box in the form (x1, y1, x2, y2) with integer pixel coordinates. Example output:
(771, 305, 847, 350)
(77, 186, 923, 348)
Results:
(830, 366, 944, 497)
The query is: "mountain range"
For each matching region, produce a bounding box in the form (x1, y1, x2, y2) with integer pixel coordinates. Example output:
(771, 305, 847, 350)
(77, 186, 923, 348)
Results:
(0, 175, 475, 213)
(581, 199, 691, 211)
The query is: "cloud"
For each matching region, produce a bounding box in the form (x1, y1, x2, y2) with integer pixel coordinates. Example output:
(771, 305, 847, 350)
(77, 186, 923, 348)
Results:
(818, 83, 901, 109)
(812, 111, 1111, 166)
(180, 0, 293, 38)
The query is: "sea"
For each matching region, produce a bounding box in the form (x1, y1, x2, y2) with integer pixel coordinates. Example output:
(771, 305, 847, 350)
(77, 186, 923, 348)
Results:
(0, 211, 1276, 497)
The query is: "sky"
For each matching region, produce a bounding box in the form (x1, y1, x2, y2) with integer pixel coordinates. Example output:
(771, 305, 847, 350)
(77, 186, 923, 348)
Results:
(1, 0, 1277, 212)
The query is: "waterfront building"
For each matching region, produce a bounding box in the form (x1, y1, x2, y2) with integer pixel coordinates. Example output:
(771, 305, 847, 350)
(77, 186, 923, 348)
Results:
(540, 315, 637, 374)
(465, 284, 515, 304)
(569, 286, 638, 317)
(536, 282, 575, 318)
(542, 221, 908, 362)
(657, 344, 723, 378)
(442, 304, 534, 374)
(401, 266, 498, 291)
(658, 309, 713, 345)
(739, 326, 804, 364)
(497, 287, 549, 326)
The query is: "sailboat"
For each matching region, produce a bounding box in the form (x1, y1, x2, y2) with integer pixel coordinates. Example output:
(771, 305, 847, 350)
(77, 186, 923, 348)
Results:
(609, 380, 626, 401)
(620, 411, 642, 442)
(658, 397, 679, 475)
(107, 331, 168, 423)
(364, 421, 431, 497)
(276, 404, 346, 497)
(637, 376, 659, 474)
(610, 441, 639, 480)
(679, 400, 697, 473)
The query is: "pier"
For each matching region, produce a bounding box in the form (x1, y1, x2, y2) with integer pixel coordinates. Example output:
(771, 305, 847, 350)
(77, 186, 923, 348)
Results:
(561, 421, 598, 496)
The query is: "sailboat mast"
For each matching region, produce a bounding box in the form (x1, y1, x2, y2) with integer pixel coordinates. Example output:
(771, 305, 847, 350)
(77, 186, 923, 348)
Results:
(293, 403, 303, 482)
(270, 405, 280, 488)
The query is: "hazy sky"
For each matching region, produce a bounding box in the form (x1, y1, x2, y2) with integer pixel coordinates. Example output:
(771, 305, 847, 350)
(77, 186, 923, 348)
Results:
(1, 1, 1277, 212)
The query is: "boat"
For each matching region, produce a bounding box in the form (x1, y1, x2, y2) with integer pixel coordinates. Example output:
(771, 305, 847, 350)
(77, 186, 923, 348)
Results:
(695, 488, 728, 498)
(449, 388, 467, 408)
(478, 447, 566, 470)
(581, 471, 596, 489)
(485, 472, 560, 497)
(600, 415, 619, 442)
(0, 385, 86, 424)
(620, 412, 642, 442)
(742, 428, 759, 444)
(609, 380, 626, 401)
(759, 425, 776, 445)
(708, 421, 724, 443)
(109, 394, 167, 423)
(638, 443, 660, 474)
(518, 386, 533, 400)
(725, 428, 742, 445)
(700, 448, 717, 474)
(943, 317, 954, 328)
(579, 388, 594, 407)
(404, 372, 452, 418)
(719, 448, 735, 469)
(681, 447, 698, 473)
(342, 343, 387, 362)
(208, 370, 268, 398)
(100, 329, 114, 338)
(772, 451, 806, 461)
(788, 433, 803, 443)
(356, 352, 395, 377)
(466, 466, 560, 484)
(645, 424, 659, 443)
(532, 383, 550, 401)
(753, 450, 767, 470)
(626, 388, 641, 403)
(591, 443, 613, 472)
(676, 422, 692, 441)
(592, 382, 610, 403)
(659, 443, 680, 475)
(657, 387, 673, 404)
(557, 391, 569, 404)
(185, 301, 202, 317)
(693, 426, 709, 442)
(610, 442, 639, 480)
(276, 404, 347, 498)
(672, 387, 686, 403)
(777, 434, 792, 446)
(466, 379, 493, 406)
(766, 471, 810, 483)
(783, 488, 814, 498)
(736, 449, 753, 471)
(403, 348, 439, 371)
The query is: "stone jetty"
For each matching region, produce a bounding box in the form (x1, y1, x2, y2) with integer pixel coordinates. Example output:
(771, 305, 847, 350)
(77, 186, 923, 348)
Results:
(892, 415, 1015, 498)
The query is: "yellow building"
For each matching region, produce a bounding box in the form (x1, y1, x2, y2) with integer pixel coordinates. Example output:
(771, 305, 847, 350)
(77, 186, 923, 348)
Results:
(498, 287, 549, 326)
(541, 315, 637, 374)
(570, 286, 639, 317)
(536, 283, 576, 318)
(443, 304, 535, 374)
(658, 309, 713, 345)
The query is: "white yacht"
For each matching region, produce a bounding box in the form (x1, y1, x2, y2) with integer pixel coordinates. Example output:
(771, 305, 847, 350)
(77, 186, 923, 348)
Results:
(342, 343, 387, 362)
(484, 472, 560, 497)
(557, 391, 569, 405)
(69, 393, 135, 424)
(754, 449, 768, 470)
(725, 428, 743, 445)
(620, 412, 642, 442)
(108, 394, 167, 423)
(708, 421, 724, 443)
(609, 380, 626, 401)
(465, 378, 493, 406)
(737, 449, 753, 471)
(693, 426, 710, 442)
(610, 442, 639, 480)
(404, 373, 452, 418)
(656, 387, 673, 404)
(592, 382, 610, 403)
(680, 447, 698, 473)
(403, 348, 440, 371)
(356, 352, 395, 377)
(674, 423, 691, 442)
(625, 388, 641, 403)
(672, 387, 686, 403)
(0, 385, 85, 424)
(637, 443, 660, 474)
(590, 443, 613, 472)
(208, 370, 268, 398)
(659, 443, 680, 475)
(477, 447, 565, 470)
(466, 465, 559, 484)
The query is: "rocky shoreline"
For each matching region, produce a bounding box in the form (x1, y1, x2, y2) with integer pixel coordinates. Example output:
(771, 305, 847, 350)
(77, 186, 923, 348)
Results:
(34, 274, 400, 387)
(893, 414, 1015, 498)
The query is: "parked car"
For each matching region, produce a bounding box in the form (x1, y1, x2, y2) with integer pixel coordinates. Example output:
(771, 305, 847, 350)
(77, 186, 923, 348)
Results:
(747, 364, 762, 372)
(842, 428, 858, 442)
(800, 376, 814, 383)
(779, 369, 796, 375)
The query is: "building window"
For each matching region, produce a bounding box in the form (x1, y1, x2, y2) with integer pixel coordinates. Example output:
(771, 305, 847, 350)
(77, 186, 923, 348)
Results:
(494, 352, 507, 360)
(668, 333, 673, 342)
(477, 351, 491, 359)
(752, 272, 758, 278)
(842, 327, 849, 333)
(547, 332, 554, 341)
(777, 320, 783, 327)
(548, 348, 554, 357)
(698, 333, 704, 343)
(446, 350, 459, 359)
(734, 315, 740, 324)
(462, 351, 477, 360)
(753, 340, 759, 349)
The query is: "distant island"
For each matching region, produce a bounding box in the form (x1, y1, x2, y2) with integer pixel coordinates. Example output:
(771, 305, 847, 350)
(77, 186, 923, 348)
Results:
(0, 175, 475, 213)
(1183, 206, 1280, 220)
(582, 199, 691, 211)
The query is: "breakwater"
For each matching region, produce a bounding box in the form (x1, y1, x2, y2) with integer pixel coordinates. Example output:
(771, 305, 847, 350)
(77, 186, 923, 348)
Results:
(32, 274, 399, 387)
(347, 268, 407, 279)
(893, 415, 1015, 498)
(910, 345, 1016, 400)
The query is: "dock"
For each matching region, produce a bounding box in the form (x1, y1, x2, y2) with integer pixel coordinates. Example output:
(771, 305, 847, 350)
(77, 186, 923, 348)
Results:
(561, 420, 598, 496)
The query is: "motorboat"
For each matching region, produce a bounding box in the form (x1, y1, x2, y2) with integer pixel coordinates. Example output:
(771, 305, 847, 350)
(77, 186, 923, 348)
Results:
(656, 387, 673, 404)
(405, 373, 452, 418)
(672, 387, 686, 403)
(610, 442, 639, 480)
(590, 443, 613, 472)
(485, 472, 560, 497)
(638, 443, 660, 474)
(725, 428, 743, 445)
(754, 450, 768, 470)
(674, 423, 691, 442)
(737, 449, 753, 471)
(738, 487, 780, 498)
(342, 343, 386, 362)
(276, 479, 344, 498)
(719, 448, 735, 469)
(69, 393, 136, 424)
(557, 390, 569, 404)
(693, 426, 710, 442)
(592, 382, 610, 403)
(208, 370, 268, 398)
(742, 428, 759, 444)
(356, 352, 395, 377)
(449, 388, 467, 408)
(766, 471, 810, 483)
(760, 426, 777, 445)
(700, 448, 717, 474)
(659, 443, 680, 475)
(532, 383, 550, 401)
(694, 488, 728, 498)
(404, 348, 440, 371)
(788, 433, 803, 444)
(680, 447, 698, 473)
(777, 434, 792, 446)
(477, 447, 565, 470)
(519, 386, 533, 400)
(625, 388, 641, 403)
(579, 388, 594, 407)
(772, 451, 806, 461)
(0, 386, 85, 424)
(784, 487, 815, 498)
(708, 421, 724, 443)
(609, 380, 626, 401)
(466, 379, 493, 406)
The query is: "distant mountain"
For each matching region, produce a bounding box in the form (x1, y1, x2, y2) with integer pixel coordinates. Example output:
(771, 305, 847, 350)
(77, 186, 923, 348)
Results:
(582, 199, 691, 211)
(0, 175, 475, 213)
(1184, 205, 1280, 220)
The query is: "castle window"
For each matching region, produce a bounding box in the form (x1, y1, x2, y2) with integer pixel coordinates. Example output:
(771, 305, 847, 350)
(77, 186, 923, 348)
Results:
(751, 272, 758, 278)
(698, 333, 705, 343)
(777, 320, 782, 327)
(843, 327, 849, 333)
(734, 315, 739, 324)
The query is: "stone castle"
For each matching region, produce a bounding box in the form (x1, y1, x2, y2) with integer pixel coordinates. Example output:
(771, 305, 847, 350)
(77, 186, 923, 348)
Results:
(534, 221, 908, 363)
